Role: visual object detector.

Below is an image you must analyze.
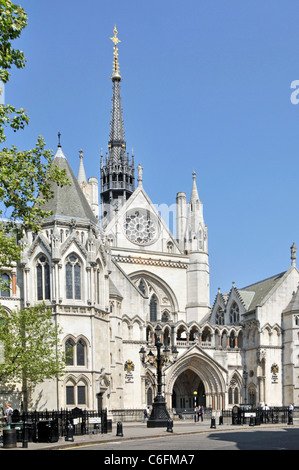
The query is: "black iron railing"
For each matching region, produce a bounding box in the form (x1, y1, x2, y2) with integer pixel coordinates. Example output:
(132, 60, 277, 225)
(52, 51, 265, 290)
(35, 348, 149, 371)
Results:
(0, 408, 110, 440)
(221, 406, 297, 425)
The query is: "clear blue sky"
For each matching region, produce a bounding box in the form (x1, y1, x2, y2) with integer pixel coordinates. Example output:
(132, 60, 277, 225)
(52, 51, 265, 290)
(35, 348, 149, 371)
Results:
(5, 0, 299, 300)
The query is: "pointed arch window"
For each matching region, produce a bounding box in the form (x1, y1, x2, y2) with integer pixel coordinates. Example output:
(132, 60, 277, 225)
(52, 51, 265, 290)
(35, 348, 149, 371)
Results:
(66, 378, 87, 406)
(138, 279, 147, 296)
(215, 307, 225, 325)
(229, 302, 239, 323)
(65, 338, 86, 366)
(161, 311, 170, 322)
(65, 339, 75, 366)
(36, 256, 50, 300)
(150, 294, 158, 322)
(77, 339, 86, 366)
(66, 255, 81, 300)
(234, 387, 239, 404)
(147, 387, 153, 406)
(1, 273, 10, 297)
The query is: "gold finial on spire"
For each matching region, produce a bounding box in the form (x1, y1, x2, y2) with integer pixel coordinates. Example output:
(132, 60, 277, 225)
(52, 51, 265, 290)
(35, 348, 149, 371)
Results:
(110, 25, 121, 80)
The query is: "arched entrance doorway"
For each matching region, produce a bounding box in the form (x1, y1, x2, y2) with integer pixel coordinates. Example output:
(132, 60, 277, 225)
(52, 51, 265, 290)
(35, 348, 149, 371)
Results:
(166, 346, 227, 411)
(172, 369, 206, 412)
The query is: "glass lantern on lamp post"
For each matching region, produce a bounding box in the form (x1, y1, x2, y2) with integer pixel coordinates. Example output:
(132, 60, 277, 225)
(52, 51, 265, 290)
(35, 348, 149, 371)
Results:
(139, 324, 178, 428)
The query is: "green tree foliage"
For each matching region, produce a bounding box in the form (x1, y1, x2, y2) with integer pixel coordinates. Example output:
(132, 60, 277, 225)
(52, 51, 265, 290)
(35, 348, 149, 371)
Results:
(0, 0, 28, 140)
(0, 1, 70, 404)
(0, 303, 66, 409)
(0, 1, 69, 267)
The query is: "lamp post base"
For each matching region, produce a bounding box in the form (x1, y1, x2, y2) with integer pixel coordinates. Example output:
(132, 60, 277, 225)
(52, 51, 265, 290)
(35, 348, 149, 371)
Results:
(147, 398, 171, 428)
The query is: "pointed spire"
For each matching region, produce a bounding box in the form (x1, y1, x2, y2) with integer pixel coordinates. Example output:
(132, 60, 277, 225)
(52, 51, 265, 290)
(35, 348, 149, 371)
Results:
(77, 149, 87, 184)
(190, 172, 200, 204)
(54, 131, 66, 159)
(185, 171, 206, 252)
(108, 26, 126, 155)
(40, 144, 97, 224)
(110, 25, 122, 82)
(100, 26, 135, 221)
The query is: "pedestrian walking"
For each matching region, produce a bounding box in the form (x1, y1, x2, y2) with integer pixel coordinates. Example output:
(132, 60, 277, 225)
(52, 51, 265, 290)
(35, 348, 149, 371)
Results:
(3, 403, 13, 429)
(142, 406, 150, 423)
(142, 407, 147, 423)
(200, 406, 204, 422)
(262, 404, 270, 422)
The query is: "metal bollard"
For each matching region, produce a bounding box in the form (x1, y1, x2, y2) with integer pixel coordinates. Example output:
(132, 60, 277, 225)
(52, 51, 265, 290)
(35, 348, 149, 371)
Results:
(22, 423, 29, 448)
(210, 417, 216, 429)
(166, 419, 173, 433)
(116, 421, 123, 437)
(249, 415, 255, 426)
(288, 412, 293, 425)
(65, 422, 74, 441)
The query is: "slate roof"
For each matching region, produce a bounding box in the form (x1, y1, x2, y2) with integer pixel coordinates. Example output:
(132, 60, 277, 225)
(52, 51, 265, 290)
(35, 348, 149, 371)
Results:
(40, 146, 97, 224)
(238, 271, 287, 311)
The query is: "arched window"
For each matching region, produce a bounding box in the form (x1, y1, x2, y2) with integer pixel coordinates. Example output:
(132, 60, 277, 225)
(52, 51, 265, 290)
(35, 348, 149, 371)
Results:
(0, 273, 10, 297)
(36, 256, 50, 300)
(65, 339, 75, 366)
(202, 326, 211, 342)
(161, 311, 170, 322)
(248, 386, 256, 406)
(77, 379, 87, 405)
(66, 378, 87, 406)
(229, 302, 239, 323)
(66, 255, 81, 300)
(234, 387, 239, 404)
(138, 279, 147, 296)
(229, 332, 236, 348)
(77, 339, 86, 366)
(65, 338, 86, 366)
(228, 385, 239, 404)
(66, 379, 76, 405)
(215, 307, 225, 325)
(147, 387, 153, 406)
(150, 294, 158, 322)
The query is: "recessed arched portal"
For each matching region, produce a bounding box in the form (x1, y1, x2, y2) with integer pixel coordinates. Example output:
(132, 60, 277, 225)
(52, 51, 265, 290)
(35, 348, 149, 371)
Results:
(165, 347, 227, 411)
(172, 369, 206, 411)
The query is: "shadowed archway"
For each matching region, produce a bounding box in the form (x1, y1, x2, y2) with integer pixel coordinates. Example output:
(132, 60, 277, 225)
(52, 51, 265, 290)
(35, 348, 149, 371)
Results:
(172, 369, 206, 411)
(165, 345, 227, 411)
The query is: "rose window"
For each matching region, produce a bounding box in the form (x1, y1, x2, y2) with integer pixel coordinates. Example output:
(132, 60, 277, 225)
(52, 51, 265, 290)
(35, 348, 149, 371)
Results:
(124, 209, 158, 245)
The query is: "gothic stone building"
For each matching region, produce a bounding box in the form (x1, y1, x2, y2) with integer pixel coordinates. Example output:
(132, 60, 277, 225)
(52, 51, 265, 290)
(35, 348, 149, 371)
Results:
(2, 28, 299, 413)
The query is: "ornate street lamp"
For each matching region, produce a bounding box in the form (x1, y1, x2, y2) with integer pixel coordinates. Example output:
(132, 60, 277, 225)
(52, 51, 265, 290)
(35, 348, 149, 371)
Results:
(139, 324, 178, 428)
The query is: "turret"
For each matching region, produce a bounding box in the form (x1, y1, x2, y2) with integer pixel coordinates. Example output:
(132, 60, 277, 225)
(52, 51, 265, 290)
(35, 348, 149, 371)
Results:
(184, 173, 210, 322)
(77, 149, 99, 219)
(176, 191, 187, 251)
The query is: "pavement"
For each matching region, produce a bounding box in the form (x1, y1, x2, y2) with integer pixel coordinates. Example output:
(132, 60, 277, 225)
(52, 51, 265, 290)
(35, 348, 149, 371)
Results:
(1, 418, 298, 451)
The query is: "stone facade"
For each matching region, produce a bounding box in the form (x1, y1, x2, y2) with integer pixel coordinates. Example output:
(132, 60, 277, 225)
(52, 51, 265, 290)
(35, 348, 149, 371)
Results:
(1, 29, 299, 413)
